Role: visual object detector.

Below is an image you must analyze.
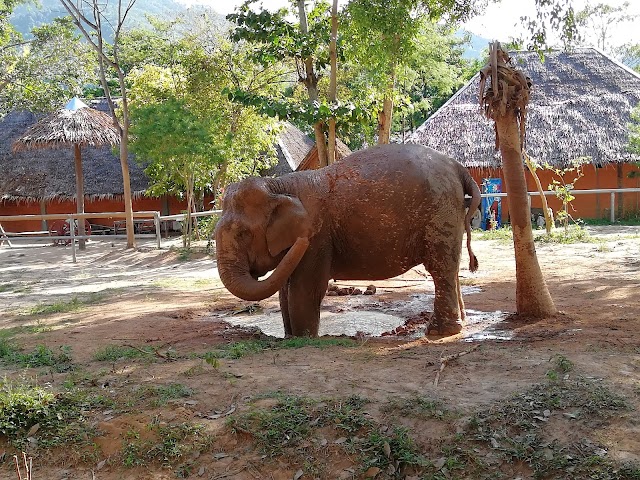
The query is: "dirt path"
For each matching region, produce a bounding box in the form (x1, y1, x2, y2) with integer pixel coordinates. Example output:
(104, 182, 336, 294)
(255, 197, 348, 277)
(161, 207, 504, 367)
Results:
(0, 227, 639, 480)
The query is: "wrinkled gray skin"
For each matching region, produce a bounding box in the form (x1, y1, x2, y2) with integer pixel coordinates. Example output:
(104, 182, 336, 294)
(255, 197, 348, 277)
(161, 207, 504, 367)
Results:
(215, 144, 480, 337)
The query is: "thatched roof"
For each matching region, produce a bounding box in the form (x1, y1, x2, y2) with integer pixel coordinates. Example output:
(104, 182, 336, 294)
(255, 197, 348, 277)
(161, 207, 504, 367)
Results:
(264, 122, 352, 176)
(11, 98, 120, 152)
(0, 99, 149, 201)
(409, 48, 640, 169)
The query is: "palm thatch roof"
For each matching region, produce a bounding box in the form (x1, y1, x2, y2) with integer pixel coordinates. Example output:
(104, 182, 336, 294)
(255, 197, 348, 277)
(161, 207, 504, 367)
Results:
(0, 99, 149, 201)
(409, 48, 640, 169)
(11, 98, 120, 152)
(264, 122, 352, 176)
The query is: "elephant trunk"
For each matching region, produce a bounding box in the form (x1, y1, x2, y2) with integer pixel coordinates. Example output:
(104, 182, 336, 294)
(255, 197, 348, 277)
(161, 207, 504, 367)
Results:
(217, 237, 309, 301)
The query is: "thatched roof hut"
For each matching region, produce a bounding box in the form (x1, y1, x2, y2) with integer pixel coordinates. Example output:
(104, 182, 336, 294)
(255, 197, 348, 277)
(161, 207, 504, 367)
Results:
(264, 122, 352, 176)
(409, 48, 640, 169)
(0, 99, 149, 202)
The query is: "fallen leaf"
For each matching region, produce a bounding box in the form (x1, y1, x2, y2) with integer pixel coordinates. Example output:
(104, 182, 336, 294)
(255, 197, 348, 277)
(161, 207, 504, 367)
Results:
(434, 457, 447, 469)
(293, 469, 303, 480)
(26, 424, 40, 436)
(96, 460, 106, 471)
(198, 466, 205, 476)
(383, 441, 391, 458)
(364, 467, 381, 478)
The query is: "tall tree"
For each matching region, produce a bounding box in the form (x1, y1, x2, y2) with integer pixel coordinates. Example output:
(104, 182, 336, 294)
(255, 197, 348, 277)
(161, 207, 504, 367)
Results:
(228, 0, 332, 166)
(479, 42, 556, 318)
(1, 12, 94, 116)
(60, 0, 137, 248)
(576, 1, 638, 53)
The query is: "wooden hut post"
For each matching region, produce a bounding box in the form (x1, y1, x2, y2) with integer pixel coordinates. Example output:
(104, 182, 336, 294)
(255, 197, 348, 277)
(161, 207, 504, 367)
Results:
(74, 144, 86, 250)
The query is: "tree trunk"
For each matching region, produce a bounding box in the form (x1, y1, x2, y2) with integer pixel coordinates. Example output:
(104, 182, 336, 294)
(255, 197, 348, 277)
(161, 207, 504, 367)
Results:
(377, 82, 394, 144)
(327, 0, 338, 165)
(298, 0, 327, 167)
(496, 116, 556, 317)
(480, 42, 556, 319)
(524, 152, 553, 233)
(119, 118, 135, 249)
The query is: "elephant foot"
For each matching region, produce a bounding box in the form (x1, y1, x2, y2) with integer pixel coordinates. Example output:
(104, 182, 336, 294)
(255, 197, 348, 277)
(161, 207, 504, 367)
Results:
(427, 318, 463, 336)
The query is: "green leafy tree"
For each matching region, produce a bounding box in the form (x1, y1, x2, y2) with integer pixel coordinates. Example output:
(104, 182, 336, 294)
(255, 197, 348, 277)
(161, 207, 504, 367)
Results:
(1, 12, 95, 116)
(127, 27, 282, 212)
(545, 157, 589, 233)
(227, 0, 334, 166)
(130, 96, 221, 247)
(616, 43, 640, 72)
(60, 0, 139, 248)
(575, 2, 637, 53)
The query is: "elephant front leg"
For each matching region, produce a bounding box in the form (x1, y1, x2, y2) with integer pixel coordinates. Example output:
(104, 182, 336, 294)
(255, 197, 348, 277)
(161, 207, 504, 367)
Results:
(279, 283, 293, 337)
(284, 255, 331, 337)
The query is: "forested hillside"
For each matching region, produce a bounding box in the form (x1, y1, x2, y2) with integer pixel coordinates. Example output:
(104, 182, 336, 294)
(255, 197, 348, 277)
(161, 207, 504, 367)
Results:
(10, 0, 225, 38)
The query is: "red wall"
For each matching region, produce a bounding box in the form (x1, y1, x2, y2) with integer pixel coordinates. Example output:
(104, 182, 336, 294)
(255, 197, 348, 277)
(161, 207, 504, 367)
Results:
(470, 163, 640, 223)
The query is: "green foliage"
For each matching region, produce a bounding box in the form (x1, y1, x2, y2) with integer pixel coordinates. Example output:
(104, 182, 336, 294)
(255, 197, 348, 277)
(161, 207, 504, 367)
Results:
(361, 426, 429, 471)
(535, 224, 595, 244)
(628, 104, 640, 158)
(545, 157, 590, 233)
(202, 337, 356, 361)
(232, 395, 313, 455)
(0, 14, 95, 116)
(0, 379, 104, 448)
(121, 422, 210, 468)
(0, 340, 73, 370)
(93, 344, 155, 362)
(28, 296, 84, 315)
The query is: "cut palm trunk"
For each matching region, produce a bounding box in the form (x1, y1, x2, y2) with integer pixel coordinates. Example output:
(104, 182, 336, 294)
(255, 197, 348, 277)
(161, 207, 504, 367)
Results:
(479, 42, 556, 318)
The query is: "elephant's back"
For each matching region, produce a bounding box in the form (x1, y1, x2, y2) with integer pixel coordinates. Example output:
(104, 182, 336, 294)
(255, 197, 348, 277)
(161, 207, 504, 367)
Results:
(323, 144, 467, 279)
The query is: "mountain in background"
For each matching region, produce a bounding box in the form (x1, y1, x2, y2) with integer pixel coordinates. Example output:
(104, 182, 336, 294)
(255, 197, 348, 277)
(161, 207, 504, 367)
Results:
(11, 0, 487, 59)
(10, 0, 225, 38)
(457, 30, 491, 60)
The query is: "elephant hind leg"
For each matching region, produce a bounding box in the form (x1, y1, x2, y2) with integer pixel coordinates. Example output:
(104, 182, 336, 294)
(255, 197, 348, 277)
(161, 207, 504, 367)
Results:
(425, 259, 464, 335)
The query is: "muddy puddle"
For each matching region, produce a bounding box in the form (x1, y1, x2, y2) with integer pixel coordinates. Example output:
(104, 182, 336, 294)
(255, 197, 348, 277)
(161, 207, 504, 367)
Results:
(214, 286, 512, 341)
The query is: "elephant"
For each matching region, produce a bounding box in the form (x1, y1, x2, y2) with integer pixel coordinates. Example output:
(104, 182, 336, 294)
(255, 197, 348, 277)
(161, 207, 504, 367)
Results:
(214, 143, 481, 337)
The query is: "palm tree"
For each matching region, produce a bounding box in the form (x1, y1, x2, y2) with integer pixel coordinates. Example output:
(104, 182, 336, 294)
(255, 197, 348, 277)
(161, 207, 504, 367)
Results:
(479, 42, 556, 318)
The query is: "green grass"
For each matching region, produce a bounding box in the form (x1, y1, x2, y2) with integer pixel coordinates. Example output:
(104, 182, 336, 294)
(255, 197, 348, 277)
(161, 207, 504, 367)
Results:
(475, 226, 513, 242)
(534, 225, 596, 244)
(383, 395, 451, 420)
(0, 378, 109, 449)
(121, 422, 212, 469)
(0, 339, 73, 370)
(202, 337, 356, 362)
(93, 344, 155, 362)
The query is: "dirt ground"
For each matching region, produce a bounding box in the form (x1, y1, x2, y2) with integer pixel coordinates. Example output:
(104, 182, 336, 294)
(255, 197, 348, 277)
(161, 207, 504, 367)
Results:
(0, 226, 639, 480)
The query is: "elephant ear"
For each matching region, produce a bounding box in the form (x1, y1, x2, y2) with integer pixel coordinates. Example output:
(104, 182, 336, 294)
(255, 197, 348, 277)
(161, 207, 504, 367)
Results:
(266, 195, 312, 257)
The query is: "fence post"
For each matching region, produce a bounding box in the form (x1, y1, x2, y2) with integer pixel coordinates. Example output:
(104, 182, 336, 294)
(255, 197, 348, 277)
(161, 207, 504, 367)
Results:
(154, 212, 161, 249)
(70, 216, 77, 263)
(610, 192, 615, 223)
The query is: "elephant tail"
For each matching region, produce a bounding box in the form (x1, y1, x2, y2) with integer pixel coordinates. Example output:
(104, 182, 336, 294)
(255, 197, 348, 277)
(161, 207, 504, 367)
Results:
(462, 167, 481, 273)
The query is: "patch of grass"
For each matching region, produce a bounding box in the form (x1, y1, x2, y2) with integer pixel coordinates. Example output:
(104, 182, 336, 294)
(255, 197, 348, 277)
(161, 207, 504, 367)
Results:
(0, 282, 18, 293)
(0, 339, 73, 370)
(93, 344, 155, 362)
(535, 225, 595, 244)
(475, 226, 513, 242)
(466, 377, 631, 478)
(230, 394, 313, 456)
(321, 395, 371, 433)
(0, 378, 108, 449)
(383, 395, 451, 420)
(357, 425, 430, 473)
(202, 337, 356, 361)
(121, 422, 212, 469)
(151, 383, 193, 406)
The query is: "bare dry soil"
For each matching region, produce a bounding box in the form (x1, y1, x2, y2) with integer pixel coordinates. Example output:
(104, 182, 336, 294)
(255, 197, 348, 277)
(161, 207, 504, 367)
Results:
(0, 226, 639, 480)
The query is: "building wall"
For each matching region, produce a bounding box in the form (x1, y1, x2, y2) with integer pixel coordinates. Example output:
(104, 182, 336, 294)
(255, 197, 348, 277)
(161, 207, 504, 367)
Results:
(470, 163, 640, 223)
